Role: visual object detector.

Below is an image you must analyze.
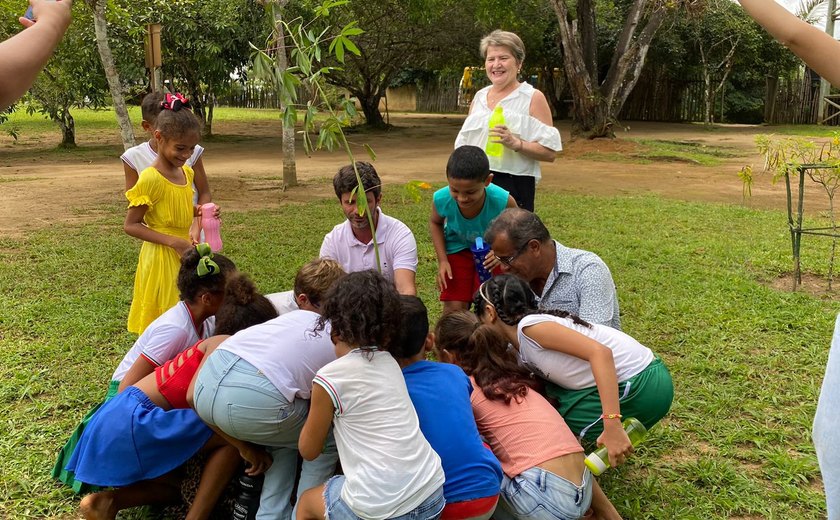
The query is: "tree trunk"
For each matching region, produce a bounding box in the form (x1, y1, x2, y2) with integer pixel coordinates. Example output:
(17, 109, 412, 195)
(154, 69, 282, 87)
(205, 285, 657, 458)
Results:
(272, 3, 297, 188)
(57, 107, 76, 148)
(205, 100, 214, 137)
(358, 92, 386, 128)
(86, 0, 134, 150)
(549, 0, 668, 138)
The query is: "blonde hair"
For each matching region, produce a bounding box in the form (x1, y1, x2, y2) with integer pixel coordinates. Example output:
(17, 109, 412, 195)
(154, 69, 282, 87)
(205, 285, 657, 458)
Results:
(293, 258, 346, 306)
(480, 30, 525, 64)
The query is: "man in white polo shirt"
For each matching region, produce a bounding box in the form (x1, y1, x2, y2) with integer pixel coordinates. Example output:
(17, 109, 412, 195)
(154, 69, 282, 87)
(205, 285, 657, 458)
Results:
(320, 162, 418, 295)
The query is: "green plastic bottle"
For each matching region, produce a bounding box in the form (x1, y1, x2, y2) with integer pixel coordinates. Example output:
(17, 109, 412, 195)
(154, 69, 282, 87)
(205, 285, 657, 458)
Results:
(485, 105, 505, 157)
(584, 417, 647, 476)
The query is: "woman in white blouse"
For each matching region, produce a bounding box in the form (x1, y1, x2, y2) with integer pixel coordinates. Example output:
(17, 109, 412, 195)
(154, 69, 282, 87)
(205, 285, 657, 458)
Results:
(455, 30, 562, 212)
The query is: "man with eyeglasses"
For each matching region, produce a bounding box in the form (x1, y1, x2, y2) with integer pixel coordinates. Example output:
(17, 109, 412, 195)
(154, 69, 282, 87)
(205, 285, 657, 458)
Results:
(484, 208, 621, 330)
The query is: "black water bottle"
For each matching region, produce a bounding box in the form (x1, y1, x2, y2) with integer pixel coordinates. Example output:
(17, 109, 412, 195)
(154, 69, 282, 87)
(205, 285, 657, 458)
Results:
(232, 471, 263, 520)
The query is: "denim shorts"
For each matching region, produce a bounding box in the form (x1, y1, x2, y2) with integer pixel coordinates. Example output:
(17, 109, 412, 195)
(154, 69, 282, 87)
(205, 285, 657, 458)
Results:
(324, 475, 445, 520)
(192, 348, 308, 448)
(497, 467, 592, 520)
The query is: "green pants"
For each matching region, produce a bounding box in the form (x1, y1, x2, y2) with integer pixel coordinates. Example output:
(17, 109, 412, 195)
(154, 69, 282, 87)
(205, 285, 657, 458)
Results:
(51, 380, 120, 494)
(546, 357, 674, 442)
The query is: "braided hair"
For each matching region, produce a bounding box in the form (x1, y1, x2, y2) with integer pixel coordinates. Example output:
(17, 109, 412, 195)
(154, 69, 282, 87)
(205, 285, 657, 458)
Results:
(473, 274, 591, 328)
(435, 311, 537, 404)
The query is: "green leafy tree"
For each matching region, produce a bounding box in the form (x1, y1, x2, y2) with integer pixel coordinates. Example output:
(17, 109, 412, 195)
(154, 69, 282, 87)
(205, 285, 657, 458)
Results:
(26, 4, 108, 147)
(300, 0, 483, 127)
(131, 0, 270, 136)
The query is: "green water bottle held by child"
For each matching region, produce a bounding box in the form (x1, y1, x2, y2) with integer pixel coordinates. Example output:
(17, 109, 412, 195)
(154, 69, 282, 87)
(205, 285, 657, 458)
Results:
(584, 417, 647, 476)
(485, 105, 505, 157)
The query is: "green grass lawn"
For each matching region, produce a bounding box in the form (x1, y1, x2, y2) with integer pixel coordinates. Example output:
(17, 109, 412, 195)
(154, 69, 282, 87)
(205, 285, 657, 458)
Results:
(0, 187, 833, 519)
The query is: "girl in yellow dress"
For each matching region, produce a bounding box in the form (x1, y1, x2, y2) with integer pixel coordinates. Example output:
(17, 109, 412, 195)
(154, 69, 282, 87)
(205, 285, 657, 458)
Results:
(124, 94, 215, 334)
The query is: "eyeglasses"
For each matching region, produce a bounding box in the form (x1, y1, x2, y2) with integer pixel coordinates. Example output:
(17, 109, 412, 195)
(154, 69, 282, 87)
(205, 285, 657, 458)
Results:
(497, 239, 534, 267)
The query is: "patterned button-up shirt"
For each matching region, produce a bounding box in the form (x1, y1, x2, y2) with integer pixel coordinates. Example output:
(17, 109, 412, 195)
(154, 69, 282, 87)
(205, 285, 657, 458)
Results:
(538, 240, 621, 330)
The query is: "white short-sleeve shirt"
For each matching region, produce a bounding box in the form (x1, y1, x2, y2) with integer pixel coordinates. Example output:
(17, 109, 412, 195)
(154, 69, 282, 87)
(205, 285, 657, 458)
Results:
(217, 310, 335, 401)
(111, 301, 215, 381)
(517, 313, 653, 390)
(313, 349, 444, 519)
(319, 208, 418, 279)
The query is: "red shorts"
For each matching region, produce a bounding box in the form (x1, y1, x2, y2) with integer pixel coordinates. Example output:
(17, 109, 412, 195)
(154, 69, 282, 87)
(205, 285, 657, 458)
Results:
(440, 250, 481, 303)
(440, 494, 499, 520)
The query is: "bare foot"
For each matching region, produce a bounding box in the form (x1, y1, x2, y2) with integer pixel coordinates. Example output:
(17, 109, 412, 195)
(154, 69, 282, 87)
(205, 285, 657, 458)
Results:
(79, 492, 117, 520)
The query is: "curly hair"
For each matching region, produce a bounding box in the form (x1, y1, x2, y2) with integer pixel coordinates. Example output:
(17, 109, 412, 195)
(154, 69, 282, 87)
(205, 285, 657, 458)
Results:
(473, 274, 591, 328)
(177, 248, 236, 302)
(293, 258, 346, 308)
(435, 311, 537, 404)
(332, 162, 381, 200)
(215, 273, 278, 335)
(316, 270, 402, 352)
(390, 295, 429, 359)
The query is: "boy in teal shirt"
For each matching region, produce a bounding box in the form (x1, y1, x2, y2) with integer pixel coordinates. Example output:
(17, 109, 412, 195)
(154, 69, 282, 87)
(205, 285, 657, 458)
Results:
(430, 145, 517, 313)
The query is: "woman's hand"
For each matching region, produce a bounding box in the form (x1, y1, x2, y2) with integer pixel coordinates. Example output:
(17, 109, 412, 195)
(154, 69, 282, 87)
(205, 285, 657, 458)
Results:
(489, 125, 522, 151)
(240, 444, 273, 476)
(597, 420, 633, 467)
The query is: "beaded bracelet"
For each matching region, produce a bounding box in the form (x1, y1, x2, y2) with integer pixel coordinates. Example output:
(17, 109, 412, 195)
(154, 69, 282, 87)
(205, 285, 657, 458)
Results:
(601, 413, 623, 420)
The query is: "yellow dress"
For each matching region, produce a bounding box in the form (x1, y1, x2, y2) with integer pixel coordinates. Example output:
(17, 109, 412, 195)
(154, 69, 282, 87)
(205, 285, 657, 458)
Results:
(126, 166, 196, 334)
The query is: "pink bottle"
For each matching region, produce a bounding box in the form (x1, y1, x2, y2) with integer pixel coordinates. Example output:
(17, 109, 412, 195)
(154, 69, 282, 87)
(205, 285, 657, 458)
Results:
(201, 203, 223, 252)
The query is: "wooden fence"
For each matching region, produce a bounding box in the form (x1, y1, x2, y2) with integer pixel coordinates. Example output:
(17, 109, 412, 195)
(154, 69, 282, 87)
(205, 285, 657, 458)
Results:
(765, 73, 822, 125)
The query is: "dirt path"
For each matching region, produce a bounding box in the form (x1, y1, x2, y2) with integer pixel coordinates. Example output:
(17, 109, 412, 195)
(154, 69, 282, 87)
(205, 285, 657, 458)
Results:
(0, 113, 820, 236)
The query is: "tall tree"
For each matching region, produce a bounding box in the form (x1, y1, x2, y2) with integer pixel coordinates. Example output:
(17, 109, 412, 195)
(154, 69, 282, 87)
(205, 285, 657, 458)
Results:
(85, 0, 135, 149)
(26, 4, 108, 147)
(137, 0, 269, 136)
(313, 0, 482, 127)
(549, 0, 682, 137)
(266, 0, 297, 187)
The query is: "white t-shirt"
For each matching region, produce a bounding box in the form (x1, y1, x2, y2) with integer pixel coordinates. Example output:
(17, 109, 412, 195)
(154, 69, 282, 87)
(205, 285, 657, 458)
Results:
(517, 313, 654, 390)
(314, 349, 444, 519)
(266, 290, 299, 316)
(112, 301, 215, 381)
(455, 82, 562, 182)
(320, 208, 418, 280)
(217, 310, 334, 401)
(121, 141, 205, 204)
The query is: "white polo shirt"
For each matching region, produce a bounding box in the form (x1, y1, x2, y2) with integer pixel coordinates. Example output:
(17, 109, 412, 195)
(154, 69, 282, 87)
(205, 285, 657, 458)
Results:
(319, 208, 418, 280)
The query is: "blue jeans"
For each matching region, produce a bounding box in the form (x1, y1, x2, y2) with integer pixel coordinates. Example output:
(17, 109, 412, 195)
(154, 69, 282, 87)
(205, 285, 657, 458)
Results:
(324, 475, 445, 519)
(814, 313, 840, 520)
(493, 467, 592, 520)
(193, 349, 338, 520)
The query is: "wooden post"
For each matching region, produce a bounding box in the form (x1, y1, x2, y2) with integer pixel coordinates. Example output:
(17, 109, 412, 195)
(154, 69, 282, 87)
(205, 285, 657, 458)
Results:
(144, 24, 162, 92)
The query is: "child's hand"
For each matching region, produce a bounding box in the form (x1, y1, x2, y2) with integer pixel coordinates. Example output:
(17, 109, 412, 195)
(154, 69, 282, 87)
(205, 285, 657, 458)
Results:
(240, 444, 273, 476)
(596, 422, 634, 468)
(196, 203, 221, 219)
(436, 261, 452, 291)
(483, 250, 501, 271)
(172, 238, 194, 257)
(189, 218, 201, 244)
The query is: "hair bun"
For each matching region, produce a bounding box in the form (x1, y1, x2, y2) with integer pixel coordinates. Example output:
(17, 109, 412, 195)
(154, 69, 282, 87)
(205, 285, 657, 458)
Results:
(225, 273, 257, 305)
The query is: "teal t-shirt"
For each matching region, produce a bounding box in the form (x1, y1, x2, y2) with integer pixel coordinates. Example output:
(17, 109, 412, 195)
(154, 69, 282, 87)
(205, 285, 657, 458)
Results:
(433, 183, 510, 254)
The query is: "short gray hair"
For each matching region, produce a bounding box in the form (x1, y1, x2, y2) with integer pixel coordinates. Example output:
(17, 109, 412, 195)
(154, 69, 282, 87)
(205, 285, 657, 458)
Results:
(485, 208, 550, 249)
(479, 30, 526, 64)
